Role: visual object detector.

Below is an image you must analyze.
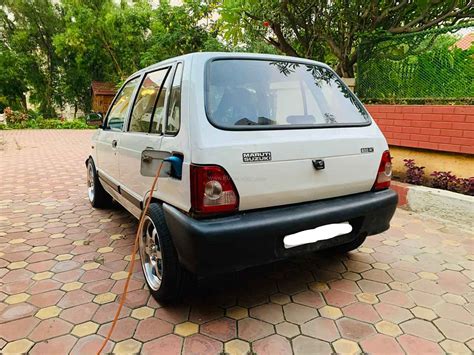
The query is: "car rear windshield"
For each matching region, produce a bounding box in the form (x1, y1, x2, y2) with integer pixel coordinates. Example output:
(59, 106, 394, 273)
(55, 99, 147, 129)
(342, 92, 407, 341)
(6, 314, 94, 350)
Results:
(205, 59, 370, 129)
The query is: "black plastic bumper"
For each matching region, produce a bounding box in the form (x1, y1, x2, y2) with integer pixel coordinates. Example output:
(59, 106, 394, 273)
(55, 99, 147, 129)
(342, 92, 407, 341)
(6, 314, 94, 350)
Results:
(163, 189, 398, 276)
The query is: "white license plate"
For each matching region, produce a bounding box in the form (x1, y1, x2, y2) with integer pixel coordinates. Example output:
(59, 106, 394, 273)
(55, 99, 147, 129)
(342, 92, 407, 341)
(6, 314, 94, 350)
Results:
(283, 222, 353, 249)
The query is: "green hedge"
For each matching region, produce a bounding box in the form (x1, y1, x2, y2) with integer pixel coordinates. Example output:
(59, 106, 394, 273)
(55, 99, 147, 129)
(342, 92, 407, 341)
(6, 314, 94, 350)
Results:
(0, 118, 94, 130)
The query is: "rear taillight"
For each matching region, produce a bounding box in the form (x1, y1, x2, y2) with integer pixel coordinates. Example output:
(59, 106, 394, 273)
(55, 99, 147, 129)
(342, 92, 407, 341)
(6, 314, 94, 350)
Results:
(373, 150, 392, 191)
(190, 164, 239, 215)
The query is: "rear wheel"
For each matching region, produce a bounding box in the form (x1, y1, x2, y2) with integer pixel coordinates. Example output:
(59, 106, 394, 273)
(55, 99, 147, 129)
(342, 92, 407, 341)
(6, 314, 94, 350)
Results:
(87, 159, 113, 208)
(139, 203, 191, 303)
(329, 234, 367, 254)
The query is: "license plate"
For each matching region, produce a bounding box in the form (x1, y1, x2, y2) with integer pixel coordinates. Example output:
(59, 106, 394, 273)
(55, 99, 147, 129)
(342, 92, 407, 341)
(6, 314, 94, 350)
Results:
(283, 222, 352, 249)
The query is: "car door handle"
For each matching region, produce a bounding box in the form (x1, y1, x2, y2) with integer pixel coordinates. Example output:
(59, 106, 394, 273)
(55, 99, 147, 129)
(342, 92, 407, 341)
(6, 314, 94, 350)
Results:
(112, 140, 117, 148)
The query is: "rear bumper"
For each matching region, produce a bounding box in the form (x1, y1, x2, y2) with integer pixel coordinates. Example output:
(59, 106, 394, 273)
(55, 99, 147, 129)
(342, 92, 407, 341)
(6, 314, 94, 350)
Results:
(163, 189, 398, 275)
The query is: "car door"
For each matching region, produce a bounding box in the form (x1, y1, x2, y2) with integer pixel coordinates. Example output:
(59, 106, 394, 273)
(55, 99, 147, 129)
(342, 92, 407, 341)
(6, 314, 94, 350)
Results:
(118, 66, 173, 201)
(96, 76, 141, 186)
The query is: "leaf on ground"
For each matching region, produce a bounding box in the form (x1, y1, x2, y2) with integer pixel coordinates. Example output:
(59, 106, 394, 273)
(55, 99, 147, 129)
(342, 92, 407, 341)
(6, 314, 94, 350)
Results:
(93, 255, 105, 264)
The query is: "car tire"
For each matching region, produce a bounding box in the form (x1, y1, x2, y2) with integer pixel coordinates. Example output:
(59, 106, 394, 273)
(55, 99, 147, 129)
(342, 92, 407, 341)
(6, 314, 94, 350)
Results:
(329, 234, 367, 254)
(139, 203, 192, 303)
(87, 158, 113, 208)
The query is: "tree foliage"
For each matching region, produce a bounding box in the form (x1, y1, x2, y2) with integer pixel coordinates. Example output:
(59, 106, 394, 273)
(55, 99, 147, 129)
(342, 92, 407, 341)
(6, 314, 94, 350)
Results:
(0, 0, 225, 116)
(1, 0, 63, 116)
(219, 0, 473, 77)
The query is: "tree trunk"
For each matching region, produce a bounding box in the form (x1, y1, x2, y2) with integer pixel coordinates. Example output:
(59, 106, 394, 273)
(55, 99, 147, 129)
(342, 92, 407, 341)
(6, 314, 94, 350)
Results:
(20, 94, 28, 112)
(339, 60, 355, 78)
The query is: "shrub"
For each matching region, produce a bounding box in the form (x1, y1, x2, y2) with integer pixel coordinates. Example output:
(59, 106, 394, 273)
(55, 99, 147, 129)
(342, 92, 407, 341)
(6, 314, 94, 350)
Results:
(4, 107, 28, 124)
(430, 171, 457, 190)
(452, 177, 474, 196)
(403, 159, 425, 185)
(431, 171, 474, 196)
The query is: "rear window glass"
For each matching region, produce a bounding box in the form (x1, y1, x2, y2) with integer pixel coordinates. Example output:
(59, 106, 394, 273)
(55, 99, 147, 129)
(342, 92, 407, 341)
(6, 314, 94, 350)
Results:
(205, 59, 370, 129)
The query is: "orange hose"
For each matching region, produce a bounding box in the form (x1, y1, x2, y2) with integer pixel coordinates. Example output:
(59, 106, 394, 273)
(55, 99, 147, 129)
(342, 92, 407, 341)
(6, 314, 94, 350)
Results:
(97, 161, 164, 354)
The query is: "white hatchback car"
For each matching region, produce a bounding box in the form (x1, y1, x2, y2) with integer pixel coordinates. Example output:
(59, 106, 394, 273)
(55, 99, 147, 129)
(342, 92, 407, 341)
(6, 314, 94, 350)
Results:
(86, 52, 398, 302)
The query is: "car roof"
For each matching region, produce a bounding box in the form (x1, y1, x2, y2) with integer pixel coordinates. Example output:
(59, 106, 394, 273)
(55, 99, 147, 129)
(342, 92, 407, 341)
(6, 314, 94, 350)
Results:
(127, 52, 331, 81)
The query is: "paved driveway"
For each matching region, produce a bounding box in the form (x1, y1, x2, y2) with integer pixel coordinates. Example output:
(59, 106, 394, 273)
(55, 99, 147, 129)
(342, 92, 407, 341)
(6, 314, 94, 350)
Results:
(0, 130, 473, 354)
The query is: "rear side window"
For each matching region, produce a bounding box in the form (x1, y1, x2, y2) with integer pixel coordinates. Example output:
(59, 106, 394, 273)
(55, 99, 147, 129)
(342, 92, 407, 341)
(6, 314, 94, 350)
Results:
(166, 63, 183, 135)
(150, 70, 172, 134)
(206, 59, 370, 129)
(106, 77, 140, 131)
(129, 68, 170, 133)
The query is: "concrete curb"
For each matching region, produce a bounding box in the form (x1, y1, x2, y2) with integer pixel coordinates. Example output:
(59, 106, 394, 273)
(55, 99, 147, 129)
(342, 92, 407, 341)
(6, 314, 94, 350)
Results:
(391, 181, 474, 232)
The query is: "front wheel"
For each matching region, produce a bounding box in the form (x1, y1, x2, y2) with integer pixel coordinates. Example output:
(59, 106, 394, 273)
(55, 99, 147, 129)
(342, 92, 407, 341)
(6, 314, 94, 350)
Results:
(86, 159, 113, 208)
(139, 203, 191, 303)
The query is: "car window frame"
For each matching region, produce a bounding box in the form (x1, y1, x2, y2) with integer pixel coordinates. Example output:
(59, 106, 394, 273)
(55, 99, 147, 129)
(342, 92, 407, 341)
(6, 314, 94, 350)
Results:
(126, 66, 172, 135)
(103, 75, 142, 132)
(164, 61, 184, 137)
(203, 57, 372, 131)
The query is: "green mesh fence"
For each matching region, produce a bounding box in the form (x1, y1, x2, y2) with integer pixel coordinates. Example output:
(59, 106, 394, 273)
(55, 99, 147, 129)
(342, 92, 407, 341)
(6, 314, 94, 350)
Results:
(356, 23, 474, 104)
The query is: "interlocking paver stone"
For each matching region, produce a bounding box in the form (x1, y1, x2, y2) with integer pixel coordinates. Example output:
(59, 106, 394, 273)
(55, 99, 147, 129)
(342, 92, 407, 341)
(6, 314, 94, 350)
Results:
(292, 335, 332, 354)
(398, 334, 444, 354)
(276, 321, 300, 338)
(332, 339, 361, 354)
(2, 339, 34, 353)
(0, 316, 40, 341)
(400, 319, 444, 342)
(375, 320, 402, 336)
(35, 305, 61, 319)
(141, 334, 182, 355)
(434, 318, 473, 342)
(238, 318, 274, 341)
(71, 321, 100, 337)
(319, 305, 343, 319)
(440, 339, 472, 354)
(224, 339, 250, 355)
(343, 302, 381, 323)
(253, 334, 292, 354)
(434, 302, 473, 324)
(174, 321, 199, 337)
(250, 303, 284, 324)
(29, 335, 77, 355)
(4, 292, 30, 304)
(301, 317, 340, 342)
(114, 339, 141, 354)
(98, 317, 138, 342)
(411, 306, 437, 320)
(134, 317, 173, 342)
(200, 317, 236, 342)
(337, 318, 376, 341)
(226, 306, 248, 320)
(182, 334, 223, 354)
(131, 306, 155, 319)
(1, 131, 473, 353)
(29, 318, 73, 342)
(283, 302, 319, 324)
(361, 334, 404, 354)
(60, 281, 83, 291)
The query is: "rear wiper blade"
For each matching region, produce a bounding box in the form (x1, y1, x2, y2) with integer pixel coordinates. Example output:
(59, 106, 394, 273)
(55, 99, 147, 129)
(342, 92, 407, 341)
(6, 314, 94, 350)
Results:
(235, 117, 258, 125)
(234, 117, 276, 126)
(257, 116, 276, 125)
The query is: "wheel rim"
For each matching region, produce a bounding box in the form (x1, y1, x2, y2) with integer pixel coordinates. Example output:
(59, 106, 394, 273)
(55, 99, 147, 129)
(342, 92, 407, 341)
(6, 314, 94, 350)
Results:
(87, 163, 95, 202)
(139, 216, 163, 291)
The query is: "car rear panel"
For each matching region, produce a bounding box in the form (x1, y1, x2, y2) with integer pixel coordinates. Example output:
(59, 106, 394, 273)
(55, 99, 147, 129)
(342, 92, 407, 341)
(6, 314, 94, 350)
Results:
(190, 125, 388, 211)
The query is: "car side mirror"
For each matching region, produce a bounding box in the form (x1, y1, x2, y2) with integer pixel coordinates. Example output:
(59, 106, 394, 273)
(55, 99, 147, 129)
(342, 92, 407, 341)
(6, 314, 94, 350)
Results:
(86, 112, 103, 127)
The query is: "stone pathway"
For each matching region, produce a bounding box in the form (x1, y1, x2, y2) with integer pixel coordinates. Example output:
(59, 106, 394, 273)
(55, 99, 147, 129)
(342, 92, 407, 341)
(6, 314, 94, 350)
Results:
(0, 130, 473, 354)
